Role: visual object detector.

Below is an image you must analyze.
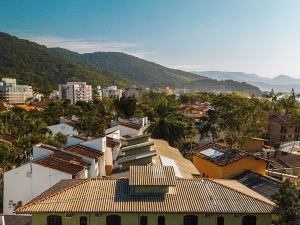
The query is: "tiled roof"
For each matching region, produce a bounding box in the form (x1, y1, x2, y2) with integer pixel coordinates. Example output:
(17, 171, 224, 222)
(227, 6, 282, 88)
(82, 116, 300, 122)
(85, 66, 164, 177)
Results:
(35, 156, 86, 175)
(232, 170, 280, 201)
(192, 143, 264, 167)
(66, 145, 103, 159)
(51, 150, 90, 167)
(277, 154, 300, 168)
(117, 151, 157, 164)
(106, 137, 120, 148)
(129, 166, 176, 186)
(151, 139, 200, 179)
(0, 134, 17, 143)
(16, 177, 276, 214)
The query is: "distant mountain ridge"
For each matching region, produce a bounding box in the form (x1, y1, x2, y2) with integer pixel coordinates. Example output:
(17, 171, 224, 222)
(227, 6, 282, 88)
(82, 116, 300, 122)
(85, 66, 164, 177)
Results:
(52, 48, 262, 95)
(193, 71, 300, 92)
(0, 32, 262, 95)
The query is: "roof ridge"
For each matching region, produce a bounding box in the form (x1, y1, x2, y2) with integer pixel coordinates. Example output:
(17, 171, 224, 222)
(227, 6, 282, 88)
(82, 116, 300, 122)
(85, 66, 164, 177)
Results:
(16, 179, 89, 213)
(210, 179, 276, 207)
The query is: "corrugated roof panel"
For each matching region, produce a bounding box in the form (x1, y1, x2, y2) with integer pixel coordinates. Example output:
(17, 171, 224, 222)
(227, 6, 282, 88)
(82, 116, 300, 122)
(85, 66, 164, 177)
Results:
(160, 156, 182, 178)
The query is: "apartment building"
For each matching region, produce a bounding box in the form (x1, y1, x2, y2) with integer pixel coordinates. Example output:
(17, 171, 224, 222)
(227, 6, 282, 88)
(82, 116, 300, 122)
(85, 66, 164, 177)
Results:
(102, 86, 123, 99)
(0, 78, 33, 104)
(59, 82, 92, 103)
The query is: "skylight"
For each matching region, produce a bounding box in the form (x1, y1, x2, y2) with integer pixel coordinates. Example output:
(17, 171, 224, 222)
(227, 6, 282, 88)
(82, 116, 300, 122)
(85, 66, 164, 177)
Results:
(200, 148, 223, 158)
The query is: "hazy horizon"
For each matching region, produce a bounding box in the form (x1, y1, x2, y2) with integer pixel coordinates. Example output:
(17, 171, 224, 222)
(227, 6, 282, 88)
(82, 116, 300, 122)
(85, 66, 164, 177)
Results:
(1, 0, 300, 78)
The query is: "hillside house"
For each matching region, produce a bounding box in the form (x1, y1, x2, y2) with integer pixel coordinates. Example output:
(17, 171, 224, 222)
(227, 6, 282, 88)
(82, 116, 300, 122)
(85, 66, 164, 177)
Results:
(192, 144, 267, 179)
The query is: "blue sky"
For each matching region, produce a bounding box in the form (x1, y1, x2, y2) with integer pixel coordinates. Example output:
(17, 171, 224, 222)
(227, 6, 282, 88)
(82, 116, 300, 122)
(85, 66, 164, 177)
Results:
(1, 0, 300, 77)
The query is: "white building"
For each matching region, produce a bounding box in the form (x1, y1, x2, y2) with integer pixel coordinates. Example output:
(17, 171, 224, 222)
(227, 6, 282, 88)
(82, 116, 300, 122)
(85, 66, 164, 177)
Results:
(59, 82, 92, 103)
(123, 87, 144, 99)
(102, 86, 123, 99)
(0, 78, 33, 104)
(106, 117, 149, 137)
(3, 133, 117, 215)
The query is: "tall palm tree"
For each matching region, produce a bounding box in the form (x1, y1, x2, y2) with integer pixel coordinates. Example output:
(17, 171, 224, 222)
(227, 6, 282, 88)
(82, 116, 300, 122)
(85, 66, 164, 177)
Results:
(147, 99, 190, 146)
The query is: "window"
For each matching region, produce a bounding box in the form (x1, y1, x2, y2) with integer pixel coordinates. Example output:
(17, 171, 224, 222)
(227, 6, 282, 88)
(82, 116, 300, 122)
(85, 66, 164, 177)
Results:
(140, 216, 148, 225)
(184, 215, 198, 225)
(47, 215, 62, 225)
(217, 216, 224, 225)
(106, 215, 121, 225)
(242, 215, 256, 225)
(80, 216, 88, 225)
(158, 216, 165, 225)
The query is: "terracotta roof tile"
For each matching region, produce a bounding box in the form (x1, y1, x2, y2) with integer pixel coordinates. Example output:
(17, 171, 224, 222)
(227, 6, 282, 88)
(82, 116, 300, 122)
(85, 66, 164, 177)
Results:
(66, 145, 103, 159)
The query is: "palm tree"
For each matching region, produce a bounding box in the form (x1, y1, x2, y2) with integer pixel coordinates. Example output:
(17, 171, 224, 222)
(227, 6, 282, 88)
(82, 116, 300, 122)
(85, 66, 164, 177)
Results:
(146, 99, 190, 146)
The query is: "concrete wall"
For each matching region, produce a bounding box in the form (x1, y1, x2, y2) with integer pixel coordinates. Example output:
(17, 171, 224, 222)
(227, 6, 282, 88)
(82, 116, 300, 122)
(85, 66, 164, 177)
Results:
(4, 163, 71, 215)
(80, 137, 106, 153)
(31, 213, 272, 225)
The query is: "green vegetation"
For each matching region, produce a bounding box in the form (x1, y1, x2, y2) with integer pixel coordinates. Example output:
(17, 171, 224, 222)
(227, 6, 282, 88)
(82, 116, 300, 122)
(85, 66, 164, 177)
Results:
(53, 48, 263, 94)
(272, 179, 300, 224)
(0, 32, 128, 94)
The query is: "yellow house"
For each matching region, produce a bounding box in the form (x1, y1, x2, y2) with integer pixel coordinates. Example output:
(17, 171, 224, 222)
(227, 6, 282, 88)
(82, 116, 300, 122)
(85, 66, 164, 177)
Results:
(16, 166, 276, 225)
(192, 144, 267, 179)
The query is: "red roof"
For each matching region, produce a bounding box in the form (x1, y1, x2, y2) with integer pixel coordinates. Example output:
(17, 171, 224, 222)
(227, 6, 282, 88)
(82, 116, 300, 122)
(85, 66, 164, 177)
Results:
(66, 145, 104, 159)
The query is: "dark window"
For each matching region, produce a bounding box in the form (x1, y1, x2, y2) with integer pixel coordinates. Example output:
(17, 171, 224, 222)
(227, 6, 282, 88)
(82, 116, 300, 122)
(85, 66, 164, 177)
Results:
(140, 216, 148, 225)
(47, 215, 62, 225)
(217, 216, 224, 225)
(80, 216, 88, 225)
(106, 215, 121, 225)
(158, 216, 165, 225)
(184, 215, 198, 225)
(242, 215, 256, 225)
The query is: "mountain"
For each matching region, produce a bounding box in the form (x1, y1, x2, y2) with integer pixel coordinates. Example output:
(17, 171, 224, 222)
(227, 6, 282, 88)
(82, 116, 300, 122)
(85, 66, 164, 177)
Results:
(0, 32, 262, 95)
(0, 32, 128, 93)
(52, 48, 262, 95)
(193, 71, 300, 92)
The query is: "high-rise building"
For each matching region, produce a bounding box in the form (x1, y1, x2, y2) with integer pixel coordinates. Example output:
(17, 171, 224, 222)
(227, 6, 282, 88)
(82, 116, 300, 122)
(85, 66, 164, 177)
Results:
(59, 82, 92, 103)
(0, 78, 33, 104)
(102, 86, 123, 99)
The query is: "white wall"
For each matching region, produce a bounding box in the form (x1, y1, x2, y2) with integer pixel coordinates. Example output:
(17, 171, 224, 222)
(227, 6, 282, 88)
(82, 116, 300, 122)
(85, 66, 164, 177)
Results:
(3, 163, 72, 215)
(80, 137, 106, 153)
(106, 125, 141, 137)
(66, 136, 85, 147)
(32, 146, 53, 160)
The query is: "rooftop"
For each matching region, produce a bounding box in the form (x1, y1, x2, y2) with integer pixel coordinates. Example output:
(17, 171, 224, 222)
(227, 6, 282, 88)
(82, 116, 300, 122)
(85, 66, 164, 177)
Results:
(106, 136, 120, 148)
(122, 141, 154, 151)
(277, 154, 300, 168)
(16, 172, 276, 214)
(151, 139, 200, 179)
(66, 145, 104, 159)
(129, 165, 176, 186)
(231, 170, 281, 201)
(192, 143, 264, 167)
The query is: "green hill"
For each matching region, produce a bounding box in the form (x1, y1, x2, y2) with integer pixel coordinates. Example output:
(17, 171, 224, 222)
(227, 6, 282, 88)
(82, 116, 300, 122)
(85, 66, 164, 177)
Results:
(0, 32, 127, 93)
(53, 48, 263, 95)
(0, 32, 262, 95)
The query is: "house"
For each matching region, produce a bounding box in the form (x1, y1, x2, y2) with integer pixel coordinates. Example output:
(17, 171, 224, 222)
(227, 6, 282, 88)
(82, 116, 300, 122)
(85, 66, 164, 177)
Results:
(232, 170, 281, 201)
(4, 134, 113, 215)
(192, 144, 267, 178)
(16, 165, 276, 225)
(268, 112, 300, 146)
(106, 117, 149, 137)
(3, 144, 90, 215)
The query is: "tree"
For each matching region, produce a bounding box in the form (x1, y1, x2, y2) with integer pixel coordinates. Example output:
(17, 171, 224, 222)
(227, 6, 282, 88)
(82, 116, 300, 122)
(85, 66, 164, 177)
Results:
(146, 98, 191, 147)
(272, 179, 300, 224)
(114, 96, 137, 119)
(45, 132, 67, 148)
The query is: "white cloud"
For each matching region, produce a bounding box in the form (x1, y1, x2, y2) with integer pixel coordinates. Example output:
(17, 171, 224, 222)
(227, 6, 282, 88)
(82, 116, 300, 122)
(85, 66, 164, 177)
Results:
(27, 35, 141, 54)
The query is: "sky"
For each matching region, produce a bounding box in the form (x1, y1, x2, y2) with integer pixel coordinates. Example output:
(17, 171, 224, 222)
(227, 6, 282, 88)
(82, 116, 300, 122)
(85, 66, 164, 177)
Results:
(1, 0, 300, 78)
